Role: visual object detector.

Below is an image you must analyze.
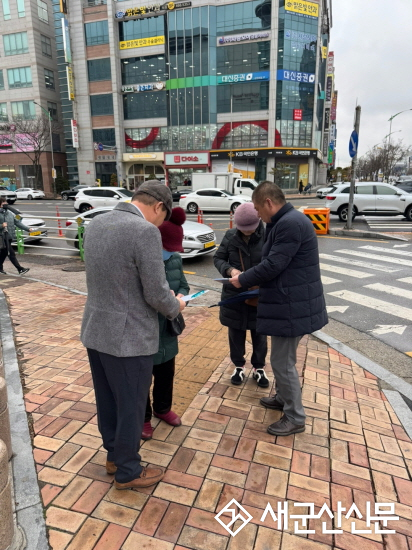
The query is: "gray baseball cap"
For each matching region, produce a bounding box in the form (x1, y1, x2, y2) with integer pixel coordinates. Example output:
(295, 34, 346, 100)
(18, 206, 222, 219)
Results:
(135, 181, 173, 220)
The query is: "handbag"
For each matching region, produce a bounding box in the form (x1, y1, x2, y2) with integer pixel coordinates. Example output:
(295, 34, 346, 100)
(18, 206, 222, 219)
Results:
(167, 312, 186, 336)
(239, 250, 259, 307)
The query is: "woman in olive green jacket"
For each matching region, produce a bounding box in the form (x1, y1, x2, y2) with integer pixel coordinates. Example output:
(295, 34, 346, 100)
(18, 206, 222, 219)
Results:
(0, 197, 31, 275)
(143, 207, 189, 440)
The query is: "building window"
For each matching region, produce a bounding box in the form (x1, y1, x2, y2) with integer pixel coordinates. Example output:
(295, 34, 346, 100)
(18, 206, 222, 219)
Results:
(88, 58, 111, 82)
(0, 71, 4, 90)
(44, 68, 54, 89)
(3, 32, 28, 55)
(47, 101, 57, 121)
(0, 103, 7, 121)
(1, 0, 10, 20)
(17, 0, 25, 16)
(216, 0, 272, 34)
(92, 128, 116, 147)
(85, 20, 109, 46)
(121, 55, 167, 85)
(95, 162, 116, 186)
(90, 94, 113, 116)
(217, 82, 270, 113)
(119, 17, 164, 42)
(37, 0, 48, 22)
(123, 91, 167, 120)
(41, 35, 52, 57)
(7, 66, 32, 88)
(216, 42, 270, 76)
(11, 100, 35, 120)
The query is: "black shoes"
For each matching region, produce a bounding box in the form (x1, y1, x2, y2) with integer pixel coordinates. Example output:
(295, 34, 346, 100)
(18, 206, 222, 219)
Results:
(253, 368, 269, 388)
(260, 395, 284, 410)
(231, 367, 245, 385)
(18, 268, 30, 275)
(0, 270, 6, 275)
(267, 415, 305, 436)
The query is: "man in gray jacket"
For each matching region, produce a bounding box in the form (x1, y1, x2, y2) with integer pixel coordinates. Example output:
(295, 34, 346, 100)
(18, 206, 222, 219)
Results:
(81, 181, 186, 489)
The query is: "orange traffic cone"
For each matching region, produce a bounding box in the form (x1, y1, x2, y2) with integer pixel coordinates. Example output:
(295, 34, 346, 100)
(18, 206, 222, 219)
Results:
(229, 212, 233, 229)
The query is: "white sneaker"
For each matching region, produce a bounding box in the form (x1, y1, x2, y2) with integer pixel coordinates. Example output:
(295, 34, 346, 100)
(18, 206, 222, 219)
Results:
(231, 367, 245, 386)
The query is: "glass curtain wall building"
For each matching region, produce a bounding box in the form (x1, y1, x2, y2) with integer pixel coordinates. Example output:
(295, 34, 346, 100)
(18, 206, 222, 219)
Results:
(66, 0, 332, 188)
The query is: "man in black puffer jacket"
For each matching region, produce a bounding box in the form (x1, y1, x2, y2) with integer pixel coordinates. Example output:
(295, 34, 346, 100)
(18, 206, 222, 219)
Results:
(230, 181, 328, 437)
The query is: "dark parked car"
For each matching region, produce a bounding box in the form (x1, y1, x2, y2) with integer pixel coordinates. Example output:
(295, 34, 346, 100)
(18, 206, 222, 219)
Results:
(394, 181, 412, 193)
(60, 185, 95, 201)
(172, 189, 189, 201)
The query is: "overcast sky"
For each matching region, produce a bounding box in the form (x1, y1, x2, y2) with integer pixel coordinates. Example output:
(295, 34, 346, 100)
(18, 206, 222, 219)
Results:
(329, 0, 412, 168)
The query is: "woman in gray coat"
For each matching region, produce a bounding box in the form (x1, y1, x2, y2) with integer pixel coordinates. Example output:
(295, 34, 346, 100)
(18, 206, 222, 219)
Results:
(0, 197, 31, 275)
(214, 202, 268, 387)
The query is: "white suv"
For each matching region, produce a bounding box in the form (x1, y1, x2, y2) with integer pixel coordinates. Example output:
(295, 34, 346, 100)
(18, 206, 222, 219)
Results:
(326, 182, 412, 222)
(74, 187, 133, 213)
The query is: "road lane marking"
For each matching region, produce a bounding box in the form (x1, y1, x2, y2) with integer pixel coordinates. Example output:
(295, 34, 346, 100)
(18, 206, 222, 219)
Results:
(328, 289, 412, 322)
(364, 283, 412, 301)
(359, 246, 412, 257)
(398, 277, 412, 285)
(335, 249, 412, 267)
(318, 236, 389, 243)
(319, 253, 400, 273)
(327, 305, 349, 313)
(321, 276, 342, 285)
(369, 325, 407, 335)
(320, 263, 373, 279)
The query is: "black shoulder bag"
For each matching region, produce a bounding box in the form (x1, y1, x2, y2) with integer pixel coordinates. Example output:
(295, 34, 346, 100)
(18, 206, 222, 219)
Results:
(167, 312, 186, 337)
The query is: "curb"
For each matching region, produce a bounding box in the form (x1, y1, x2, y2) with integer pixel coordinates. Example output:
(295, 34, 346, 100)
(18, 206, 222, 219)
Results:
(0, 290, 49, 550)
(328, 228, 409, 241)
(383, 390, 412, 440)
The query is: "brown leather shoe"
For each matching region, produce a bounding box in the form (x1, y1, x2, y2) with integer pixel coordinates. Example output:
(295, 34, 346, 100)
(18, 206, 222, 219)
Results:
(106, 461, 117, 474)
(267, 415, 305, 436)
(260, 395, 284, 410)
(114, 466, 164, 490)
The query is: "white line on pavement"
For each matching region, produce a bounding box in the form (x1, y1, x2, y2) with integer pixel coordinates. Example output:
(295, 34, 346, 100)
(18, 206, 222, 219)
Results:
(320, 263, 373, 279)
(398, 277, 412, 285)
(328, 289, 412, 322)
(335, 249, 412, 267)
(359, 246, 412, 257)
(321, 276, 342, 285)
(319, 253, 400, 273)
(363, 283, 412, 301)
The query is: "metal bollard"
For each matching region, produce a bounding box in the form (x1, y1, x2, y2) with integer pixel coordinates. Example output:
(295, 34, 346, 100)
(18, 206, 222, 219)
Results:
(229, 212, 233, 229)
(0, 378, 12, 460)
(0, 439, 14, 550)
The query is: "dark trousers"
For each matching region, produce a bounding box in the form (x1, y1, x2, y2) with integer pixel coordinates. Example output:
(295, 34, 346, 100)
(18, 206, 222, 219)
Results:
(0, 239, 22, 271)
(228, 327, 267, 370)
(87, 348, 153, 483)
(145, 357, 175, 422)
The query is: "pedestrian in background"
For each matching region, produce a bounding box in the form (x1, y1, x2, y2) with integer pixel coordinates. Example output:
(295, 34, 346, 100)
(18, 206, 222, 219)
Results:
(142, 207, 190, 440)
(229, 181, 327, 437)
(298, 180, 304, 194)
(214, 202, 268, 387)
(81, 181, 186, 490)
(0, 197, 31, 275)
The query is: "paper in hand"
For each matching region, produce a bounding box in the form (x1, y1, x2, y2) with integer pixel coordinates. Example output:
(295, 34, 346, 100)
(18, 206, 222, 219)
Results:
(214, 278, 231, 283)
(181, 290, 209, 302)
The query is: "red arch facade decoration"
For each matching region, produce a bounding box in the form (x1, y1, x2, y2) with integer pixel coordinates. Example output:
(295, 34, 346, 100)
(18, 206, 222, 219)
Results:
(125, 128, 160, 149)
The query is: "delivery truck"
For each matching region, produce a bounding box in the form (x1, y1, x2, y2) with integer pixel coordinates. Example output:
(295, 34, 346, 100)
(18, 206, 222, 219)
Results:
(191, 173, 258, 197)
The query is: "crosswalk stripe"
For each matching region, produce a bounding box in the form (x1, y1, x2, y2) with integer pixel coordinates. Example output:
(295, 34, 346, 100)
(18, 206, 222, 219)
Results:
(328, 289, 412, 322)
(398, 277, 412, 285)
(320, 263, 373, 279)
(336, 249, 412, 267)
(363, 283, 412, 301)
(319, 253, 400, 273)
(359, 246, 412, 257)
(321, 276, 341, 285)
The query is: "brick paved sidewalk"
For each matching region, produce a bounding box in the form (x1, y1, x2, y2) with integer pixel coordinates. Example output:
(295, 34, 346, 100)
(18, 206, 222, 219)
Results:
(3, 281, 412, 550)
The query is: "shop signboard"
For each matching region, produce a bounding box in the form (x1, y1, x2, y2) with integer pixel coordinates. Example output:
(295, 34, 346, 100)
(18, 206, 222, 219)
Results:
(285, 29, 316, 52)
(0, 134, 36, 153)
(217, 71, 270, 84)
(119, 36, 165, 50)
(326, 75, 333, 103)
(121, 82, 165, 93)
(331, 91, 338, 121)
(293, 109, 303, 121)
(67, 66, 75, 100)
(123, 152, 164, 161)
(277, 69, 315, 83)
(324, 108, 330, 132)
(327, 52, 334, 75)
(165, 153, 209, 166)
(71, 120, 79, 148)
(62, 18, 72, 64)
(284, 0, 319, 19)
(217, 31, 270, 46)
(210, 148, 319, 160)
(115, 2, 191, 20)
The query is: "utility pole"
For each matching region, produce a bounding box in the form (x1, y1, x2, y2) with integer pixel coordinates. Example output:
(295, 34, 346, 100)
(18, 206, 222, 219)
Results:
(346, 105, 361, 230)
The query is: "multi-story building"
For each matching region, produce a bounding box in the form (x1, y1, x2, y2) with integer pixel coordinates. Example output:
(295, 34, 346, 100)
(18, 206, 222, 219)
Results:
(0, 0, 67, 192)
(64, 0, 333, 189)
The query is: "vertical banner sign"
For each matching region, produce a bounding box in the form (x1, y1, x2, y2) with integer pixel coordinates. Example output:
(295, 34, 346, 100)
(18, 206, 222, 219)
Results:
(324, 108, 330, 132)
(71, 120, 79, 148)
(293, 109, 303, 121)
(62, 18, 72, 64)
(331, 91, 338, 121)
(322, 46, 328, 59)
(327, 52, 334, 75)
(326, 75, 333, 102)
(66, 66, 75, 100)
(59, 0, 67, 14)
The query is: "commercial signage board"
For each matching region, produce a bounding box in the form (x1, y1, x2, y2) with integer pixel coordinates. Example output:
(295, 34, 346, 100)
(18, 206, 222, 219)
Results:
(277, 69, 315, 83)
(326, 75, 333, 103)
(322, 46, 328, 59)
(0, 134, 36, 153)
(331, 91, 338, 121)
(284, 0, 319, 19)
(327, 52, 334, 75)
(293, 109, 303, 121)
(66, 66, 75, 100)
(119, 35, 165, 50)
(71, 120, 79, 148)
(123, 152, 164, 161)
(210, 148, 319, 160)
(121, 82, 165, 93)
(59, 0, 67, 14)
(115, 2, 191, 20)
(323, 134, 329, 157)
(217, 32, 270, 46)
(285, 29, 316, 52)
(165, 153, 209, 166)
(324, 108, 330, 132)
(217, 71, 270, 84)
(62, 18, 72, 64)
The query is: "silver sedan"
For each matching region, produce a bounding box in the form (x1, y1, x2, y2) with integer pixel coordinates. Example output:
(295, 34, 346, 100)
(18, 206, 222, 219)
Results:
(65, 207, 217, 258)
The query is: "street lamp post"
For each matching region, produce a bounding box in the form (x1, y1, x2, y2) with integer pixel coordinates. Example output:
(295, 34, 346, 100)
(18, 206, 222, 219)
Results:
(388, 109, 412, 148)
(33, 101, 56, 198)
